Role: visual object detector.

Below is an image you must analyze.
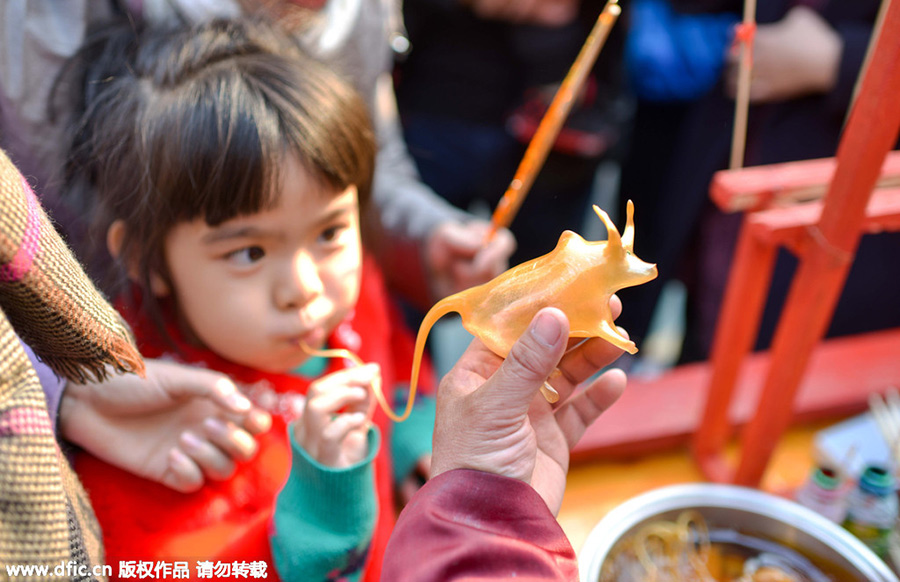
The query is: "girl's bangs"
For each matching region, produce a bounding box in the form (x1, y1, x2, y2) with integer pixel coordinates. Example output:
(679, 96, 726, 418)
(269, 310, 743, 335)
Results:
(148, 73, 282, 226)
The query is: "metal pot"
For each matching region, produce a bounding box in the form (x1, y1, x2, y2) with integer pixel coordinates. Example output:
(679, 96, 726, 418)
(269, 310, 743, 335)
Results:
(579, 483, 898, 582)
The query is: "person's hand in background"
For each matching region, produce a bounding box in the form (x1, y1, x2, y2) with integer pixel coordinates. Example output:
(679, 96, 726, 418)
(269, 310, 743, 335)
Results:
(461, 0, 580, 26)
(426, 219, 516, 300)
(60, 359, 271, 493)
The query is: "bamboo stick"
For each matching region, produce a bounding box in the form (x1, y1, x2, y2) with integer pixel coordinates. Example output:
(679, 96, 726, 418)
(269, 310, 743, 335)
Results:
(869, 390, 900, 466)
(729, 0, 758, 170)
(846, 0, 893, 128)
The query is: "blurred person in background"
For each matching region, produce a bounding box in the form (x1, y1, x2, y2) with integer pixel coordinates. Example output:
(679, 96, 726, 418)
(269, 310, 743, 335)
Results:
(0, 0, 514, 311)
(394, 0, 633, 268)
(614, 0, 900, 364)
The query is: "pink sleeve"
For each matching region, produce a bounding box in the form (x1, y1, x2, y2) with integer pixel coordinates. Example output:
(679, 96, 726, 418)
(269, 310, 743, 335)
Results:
(382, 469, 579, 581)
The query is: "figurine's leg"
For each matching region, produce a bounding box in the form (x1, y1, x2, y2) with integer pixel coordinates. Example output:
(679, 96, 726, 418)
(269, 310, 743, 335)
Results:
(540, 381, 560, 403)
(598, 318, 637, 354)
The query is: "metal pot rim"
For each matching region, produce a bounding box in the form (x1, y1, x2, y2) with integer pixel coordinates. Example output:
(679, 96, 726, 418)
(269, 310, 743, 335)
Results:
(578, 482, 899, 582)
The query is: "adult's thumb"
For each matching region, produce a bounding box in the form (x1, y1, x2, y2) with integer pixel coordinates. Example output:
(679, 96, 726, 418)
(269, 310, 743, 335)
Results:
(480, 308, 570, 413)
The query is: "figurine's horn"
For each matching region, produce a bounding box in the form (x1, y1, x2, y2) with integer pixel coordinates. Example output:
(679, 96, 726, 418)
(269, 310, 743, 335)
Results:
(593, 205, 622, 250)
(622, 200, 635, 252)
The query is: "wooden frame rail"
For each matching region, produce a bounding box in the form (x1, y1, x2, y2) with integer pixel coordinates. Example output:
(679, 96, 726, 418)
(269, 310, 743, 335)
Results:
(691, 0, 900, 486)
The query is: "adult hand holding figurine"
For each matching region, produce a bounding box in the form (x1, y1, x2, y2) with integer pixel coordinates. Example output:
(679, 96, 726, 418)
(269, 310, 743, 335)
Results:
(383, 304, 627, 581)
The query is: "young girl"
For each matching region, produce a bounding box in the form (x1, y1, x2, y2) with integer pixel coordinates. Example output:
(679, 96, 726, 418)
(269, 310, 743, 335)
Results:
(66, 18, 436, 582)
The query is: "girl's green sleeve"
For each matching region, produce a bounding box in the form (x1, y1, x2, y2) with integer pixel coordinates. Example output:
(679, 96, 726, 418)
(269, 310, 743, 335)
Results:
(270, 425, 380, 582)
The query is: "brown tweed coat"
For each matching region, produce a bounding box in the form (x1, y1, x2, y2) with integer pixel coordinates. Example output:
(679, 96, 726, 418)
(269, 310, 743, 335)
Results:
(0, 148, 144, 581)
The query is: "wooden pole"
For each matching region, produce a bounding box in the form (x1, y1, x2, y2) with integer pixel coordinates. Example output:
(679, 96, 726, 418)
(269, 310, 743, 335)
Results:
(846, 0, 892, 128)
(729, 0, 757, 170)
(733, 0, 900, 486)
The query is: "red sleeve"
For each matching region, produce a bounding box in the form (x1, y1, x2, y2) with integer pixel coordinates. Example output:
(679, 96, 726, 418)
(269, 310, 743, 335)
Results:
(382, 470, 579, 582)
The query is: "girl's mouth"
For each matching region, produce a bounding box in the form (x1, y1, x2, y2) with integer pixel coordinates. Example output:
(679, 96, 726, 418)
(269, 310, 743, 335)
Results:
(289, 329, 325, 350)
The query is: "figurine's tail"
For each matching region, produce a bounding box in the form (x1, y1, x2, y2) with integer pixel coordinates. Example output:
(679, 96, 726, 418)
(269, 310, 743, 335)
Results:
(392, 296, 462, 422)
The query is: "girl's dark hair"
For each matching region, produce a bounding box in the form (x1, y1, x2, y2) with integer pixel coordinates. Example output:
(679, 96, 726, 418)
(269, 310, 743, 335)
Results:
(65, 17, 375, 332)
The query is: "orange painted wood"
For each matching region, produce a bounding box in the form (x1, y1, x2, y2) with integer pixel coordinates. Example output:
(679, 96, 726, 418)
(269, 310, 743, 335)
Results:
(716, 0, 900, 487)
(690, 188, 900, 481)
(570, 3, 900, 485)
(691, 216, 777, 480)
(688, 192, 900, 480)
(711, 151, 900, 212)
(747, 188, 900, 253)
(571, 328, 900, 462)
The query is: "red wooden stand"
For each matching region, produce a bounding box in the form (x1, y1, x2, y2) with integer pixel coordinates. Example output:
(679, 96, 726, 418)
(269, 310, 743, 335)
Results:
(572, 2, 900, 483)
(571, 327, 900, 463)
(691, 0, 900, 486)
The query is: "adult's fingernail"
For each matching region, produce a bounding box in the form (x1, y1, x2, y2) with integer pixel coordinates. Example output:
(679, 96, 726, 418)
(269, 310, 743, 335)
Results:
(531, 311, 562, 347)
(204, 417, 226, 435)
(252, 410, 273, 432)
(181, 431, 204, 450)
(169, 448, 193, 472)
(228, 391, 252, 411)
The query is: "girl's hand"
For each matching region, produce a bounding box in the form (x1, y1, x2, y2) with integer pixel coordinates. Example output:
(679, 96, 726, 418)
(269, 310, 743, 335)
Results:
(293, 364, 380, 467)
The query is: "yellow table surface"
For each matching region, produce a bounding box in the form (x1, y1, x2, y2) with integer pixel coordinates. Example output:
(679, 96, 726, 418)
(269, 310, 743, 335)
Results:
(559, 421, 826, 554)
